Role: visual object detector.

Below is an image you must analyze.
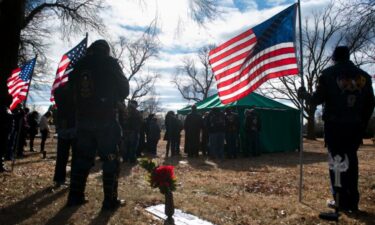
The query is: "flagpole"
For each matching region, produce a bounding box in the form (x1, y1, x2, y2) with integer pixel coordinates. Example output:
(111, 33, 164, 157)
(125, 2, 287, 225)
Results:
(11, 56, 37, 172)
(24, 55, 37, 108)
(297, 0, 305, 203)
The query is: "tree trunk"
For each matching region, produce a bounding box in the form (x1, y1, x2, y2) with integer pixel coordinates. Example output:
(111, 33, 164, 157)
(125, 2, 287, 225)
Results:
(306, 108, 317, 140)
(0, 0, 24, 105)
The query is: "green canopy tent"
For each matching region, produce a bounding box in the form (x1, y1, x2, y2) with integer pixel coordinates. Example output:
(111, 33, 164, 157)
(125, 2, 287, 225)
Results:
(177, 93, 300, 153)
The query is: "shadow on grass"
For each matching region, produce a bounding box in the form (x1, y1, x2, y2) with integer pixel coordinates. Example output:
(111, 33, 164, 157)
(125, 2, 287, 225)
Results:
(343, 210, 375, 225)
(0, 186, 68, 225)
(300, 201, 375, 225)
(44, 205, 80, 225)
(87, 209, 116, 225)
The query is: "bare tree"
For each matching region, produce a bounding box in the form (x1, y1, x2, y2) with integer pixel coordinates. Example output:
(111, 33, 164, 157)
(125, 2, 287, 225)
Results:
(0, 0, 105, 102)
(136, 0, 219, 26)
(172, 45, 216, 102)
(111, 20, 160, 101)
(188, 0, 219, 25)
(339, 0, 375, 65)
(139, 92, 163, 115)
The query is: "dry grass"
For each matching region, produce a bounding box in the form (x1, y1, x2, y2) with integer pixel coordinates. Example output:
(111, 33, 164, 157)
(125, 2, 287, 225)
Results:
(0, 135, 374, 225)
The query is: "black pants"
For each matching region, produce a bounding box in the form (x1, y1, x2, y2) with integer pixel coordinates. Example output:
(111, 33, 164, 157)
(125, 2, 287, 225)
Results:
(53, 137, 75, 183)
(148, 139, 158, 156)
(29, 132, 36, 151)
(40, 130, 48, 152)
(325, 122, 362, 210)
(17, 129, 26, 157)
(0, 130, 7, 169)
(328, 151, 359, 210)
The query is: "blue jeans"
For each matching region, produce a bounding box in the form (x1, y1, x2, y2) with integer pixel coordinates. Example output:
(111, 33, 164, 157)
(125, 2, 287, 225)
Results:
(209, 132, 225, 159)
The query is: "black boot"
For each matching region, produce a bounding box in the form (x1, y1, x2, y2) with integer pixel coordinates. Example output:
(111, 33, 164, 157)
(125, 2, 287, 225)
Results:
(102, 173, 125, 211)
(67, 172, 89, 207)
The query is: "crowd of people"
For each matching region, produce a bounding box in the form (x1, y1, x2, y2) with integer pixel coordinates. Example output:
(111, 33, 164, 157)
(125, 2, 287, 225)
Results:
(165, 105, 262, 160)
(0, 106, 53, 173)
(2, 42, 372, 216)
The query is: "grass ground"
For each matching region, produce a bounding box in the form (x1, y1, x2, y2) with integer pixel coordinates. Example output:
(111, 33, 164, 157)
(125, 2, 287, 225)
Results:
(0, 135, 374, 225)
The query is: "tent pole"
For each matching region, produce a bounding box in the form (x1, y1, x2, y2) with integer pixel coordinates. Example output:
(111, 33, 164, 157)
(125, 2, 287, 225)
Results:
(297, 0, 305, 203)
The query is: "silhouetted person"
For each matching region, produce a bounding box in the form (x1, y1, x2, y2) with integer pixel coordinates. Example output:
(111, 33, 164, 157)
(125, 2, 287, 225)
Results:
(137, 113, 146, 156)
(184, 105, 203, 157)
(120, 100, 142, 163)
(27, 111, 39, 152)
(164, 111, 174, 157)
(18, 107, 29, 156)
(201, 112, 210, 156)
(207, 107, 225, 159)
(0, 98, 12, 172)
(146, 115, 161, 157)
(225, 108, 240, 158)
(53, 84, 75, 186)
(67, 39, 129, 210)
(39, 111, 51, 159)
(244, 107, 261, 157)
(168, 112, 183, 157)
(298, 46, 375, 212)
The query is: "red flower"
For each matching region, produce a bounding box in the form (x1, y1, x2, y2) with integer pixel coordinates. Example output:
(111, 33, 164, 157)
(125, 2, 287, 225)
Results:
(139, 158, 177, 193)
(151, 166, 175, 187)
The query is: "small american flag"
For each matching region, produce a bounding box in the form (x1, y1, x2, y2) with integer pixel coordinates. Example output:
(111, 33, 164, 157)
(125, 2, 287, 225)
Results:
(7, 58, 36, 110)
(50, 37, 87, 103)
(209, 4, 298, 104)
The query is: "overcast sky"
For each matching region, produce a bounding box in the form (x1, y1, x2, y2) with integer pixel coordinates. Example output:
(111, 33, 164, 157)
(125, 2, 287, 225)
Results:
(28, 0, 334, 113)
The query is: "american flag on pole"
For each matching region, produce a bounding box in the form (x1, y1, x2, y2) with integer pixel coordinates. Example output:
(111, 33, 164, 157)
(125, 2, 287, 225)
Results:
(7, 58, 36, 110)
(209, 4, 298, 104)
(50, 36, 87, 103)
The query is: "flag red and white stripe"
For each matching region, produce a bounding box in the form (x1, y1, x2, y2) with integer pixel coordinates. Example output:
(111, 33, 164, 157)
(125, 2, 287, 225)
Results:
(209, 4, 298, 104)
(7, 58, 36, 110)
(50, 37, 87, 103)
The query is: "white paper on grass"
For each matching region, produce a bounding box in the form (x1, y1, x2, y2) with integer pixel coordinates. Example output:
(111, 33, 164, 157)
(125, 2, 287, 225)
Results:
(145, 204, 216, 225)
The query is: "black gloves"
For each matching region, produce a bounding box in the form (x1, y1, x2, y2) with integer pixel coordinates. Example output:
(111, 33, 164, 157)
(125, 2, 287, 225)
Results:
(297, 86, 310, 100)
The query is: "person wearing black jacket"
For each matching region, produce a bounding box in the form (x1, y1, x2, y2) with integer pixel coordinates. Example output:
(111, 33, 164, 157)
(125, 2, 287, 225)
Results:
(244, 107, 261, 157)
(27, 111, 39, 152)
(67, 40, 129, 210)
(53, 84, 75, 187)
(225, 108, 240, 158)
(0, 100, 12, 172)
(184, 105, 203, 157)
(120, 100, 142, 163)
(207, 107, 225, 159)
(298, 46, 375, 212)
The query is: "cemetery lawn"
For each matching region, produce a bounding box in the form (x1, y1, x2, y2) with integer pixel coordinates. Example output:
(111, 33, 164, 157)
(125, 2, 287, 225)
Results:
(0, 136, 374, 225)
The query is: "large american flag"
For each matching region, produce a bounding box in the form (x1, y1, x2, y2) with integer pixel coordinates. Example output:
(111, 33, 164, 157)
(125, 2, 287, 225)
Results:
(50, 37, 87, 103)
(7, 58, 36, 110)
(209, 4, 298, 104)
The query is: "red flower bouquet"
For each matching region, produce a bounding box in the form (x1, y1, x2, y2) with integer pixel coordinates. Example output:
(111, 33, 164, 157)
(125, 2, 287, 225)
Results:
(139, 158, 177, 194)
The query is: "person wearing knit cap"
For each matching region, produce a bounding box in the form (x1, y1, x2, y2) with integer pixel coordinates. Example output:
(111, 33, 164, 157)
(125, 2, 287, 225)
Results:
(298, 46, 375, 213)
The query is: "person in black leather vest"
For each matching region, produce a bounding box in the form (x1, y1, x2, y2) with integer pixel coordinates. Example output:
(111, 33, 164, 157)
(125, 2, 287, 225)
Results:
(298, 46, 375, 212)
(67, 39, 129, 210)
